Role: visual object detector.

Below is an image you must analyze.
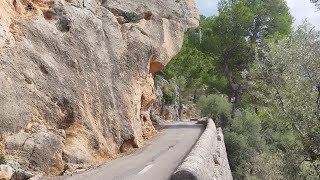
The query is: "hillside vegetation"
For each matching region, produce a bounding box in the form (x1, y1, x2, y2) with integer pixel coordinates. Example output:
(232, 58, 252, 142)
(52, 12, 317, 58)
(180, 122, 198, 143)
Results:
(159, 0, 320, 179)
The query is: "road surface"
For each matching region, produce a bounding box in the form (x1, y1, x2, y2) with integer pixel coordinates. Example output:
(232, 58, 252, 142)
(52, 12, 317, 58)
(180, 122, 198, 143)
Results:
(62, 121, 204, 180)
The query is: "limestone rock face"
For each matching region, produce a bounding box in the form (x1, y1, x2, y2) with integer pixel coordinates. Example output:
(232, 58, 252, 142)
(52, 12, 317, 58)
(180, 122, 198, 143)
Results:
(151, 77, 182, 123)
(0, 0, 199, 176)
(0, 165, 13, 180)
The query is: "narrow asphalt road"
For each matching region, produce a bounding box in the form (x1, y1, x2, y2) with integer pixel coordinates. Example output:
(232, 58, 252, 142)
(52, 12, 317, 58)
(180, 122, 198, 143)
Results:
(62, 121, 204, 180)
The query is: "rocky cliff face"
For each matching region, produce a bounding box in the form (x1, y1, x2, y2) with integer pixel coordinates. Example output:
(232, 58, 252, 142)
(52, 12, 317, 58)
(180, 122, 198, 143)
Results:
(0, 0, 199, 176)
(151, 77, 182, 123)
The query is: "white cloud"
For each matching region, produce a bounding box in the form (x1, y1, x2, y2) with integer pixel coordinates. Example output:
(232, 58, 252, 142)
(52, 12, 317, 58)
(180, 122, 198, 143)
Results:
(285, 0, 320, 29)
(196, 0, 320, 28)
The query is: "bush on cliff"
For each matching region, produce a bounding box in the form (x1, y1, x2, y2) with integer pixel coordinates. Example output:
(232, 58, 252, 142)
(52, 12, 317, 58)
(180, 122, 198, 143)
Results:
(0, 155, 5, 164)
(163, 84, 176, 105)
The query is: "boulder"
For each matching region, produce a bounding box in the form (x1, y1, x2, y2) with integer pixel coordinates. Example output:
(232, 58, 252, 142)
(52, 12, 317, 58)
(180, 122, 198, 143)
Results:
(0, 171, 9, 180)
(5, 128, 64, 175)
(11, 169, 33, 180)
(0, 165, 13, 180)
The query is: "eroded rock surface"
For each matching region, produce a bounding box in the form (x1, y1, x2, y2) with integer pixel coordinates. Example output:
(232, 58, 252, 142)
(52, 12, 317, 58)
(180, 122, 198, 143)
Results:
(0, 0, 199, 176)
(151, 77, 182, 123)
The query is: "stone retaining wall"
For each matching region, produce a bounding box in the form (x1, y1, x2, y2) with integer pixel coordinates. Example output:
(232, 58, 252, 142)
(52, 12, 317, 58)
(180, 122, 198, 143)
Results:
(171, 119, 233, 180)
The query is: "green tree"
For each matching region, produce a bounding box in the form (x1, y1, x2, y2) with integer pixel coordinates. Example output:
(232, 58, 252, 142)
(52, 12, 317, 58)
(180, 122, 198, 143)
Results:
(200, 0, 293, 113)
(224, 109, 265, 179)
(163, 25, 228, 100)
(256, 21, 320, 178)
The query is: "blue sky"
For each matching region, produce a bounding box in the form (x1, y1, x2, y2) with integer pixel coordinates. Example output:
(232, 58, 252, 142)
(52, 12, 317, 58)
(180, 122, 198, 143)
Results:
(196, 0, 320, 28)
(196, 0, 218, 16)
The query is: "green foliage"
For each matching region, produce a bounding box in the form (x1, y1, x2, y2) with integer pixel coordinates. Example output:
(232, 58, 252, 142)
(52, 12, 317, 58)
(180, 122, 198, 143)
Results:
(162, 84, 176, 105)
(199, 0, 293, 105)
(253, 21, 320, 178)
(155, 75, 177, 105)
(247, 152, 286, 180)
(159, 1, 319, 179)
(164, 25, 228, 99)
(224, 109, 265, 179)
(0, 155, 5, 165)
(197, 94, 232, 127)
(299, 161, 320, 180)
(310, 0, 320, 9)
(123, 12, 142, 23)
(175, 76, 186, 92)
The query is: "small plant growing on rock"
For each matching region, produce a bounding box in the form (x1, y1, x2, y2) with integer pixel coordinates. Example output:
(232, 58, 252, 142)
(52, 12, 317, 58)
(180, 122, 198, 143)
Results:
(163, 84, 176, 105)
(0, 155, 6, 164)
(123, 12, 142, 23)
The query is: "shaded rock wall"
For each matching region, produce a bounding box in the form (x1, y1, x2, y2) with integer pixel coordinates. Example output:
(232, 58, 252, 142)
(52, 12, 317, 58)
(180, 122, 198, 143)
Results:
(0, 0, 199, 175)
(151, 77, 182, 123)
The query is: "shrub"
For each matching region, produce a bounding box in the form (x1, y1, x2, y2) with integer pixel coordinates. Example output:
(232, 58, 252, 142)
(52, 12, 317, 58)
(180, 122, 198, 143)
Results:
(175, 76, 186, 92)
(123, 12, 142, 23)
(224, 110, 265, 179)
(0, 155, 6, 164)
(197, 94, 232, 127)
(163, 84, 176, 105)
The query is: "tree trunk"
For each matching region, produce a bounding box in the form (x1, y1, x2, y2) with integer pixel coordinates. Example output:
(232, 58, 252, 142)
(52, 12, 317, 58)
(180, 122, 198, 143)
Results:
(232, 84, 244, 115)
(224, 60, 244, 116)
(193, 90, 197, 103)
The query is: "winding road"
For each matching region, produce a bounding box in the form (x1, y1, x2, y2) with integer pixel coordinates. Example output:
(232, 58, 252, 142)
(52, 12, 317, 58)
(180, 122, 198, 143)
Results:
(62, 121, 204, 180)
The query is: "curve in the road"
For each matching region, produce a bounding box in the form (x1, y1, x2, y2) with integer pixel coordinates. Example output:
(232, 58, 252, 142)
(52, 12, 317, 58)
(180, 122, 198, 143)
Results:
(54, 121, 204, 180)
